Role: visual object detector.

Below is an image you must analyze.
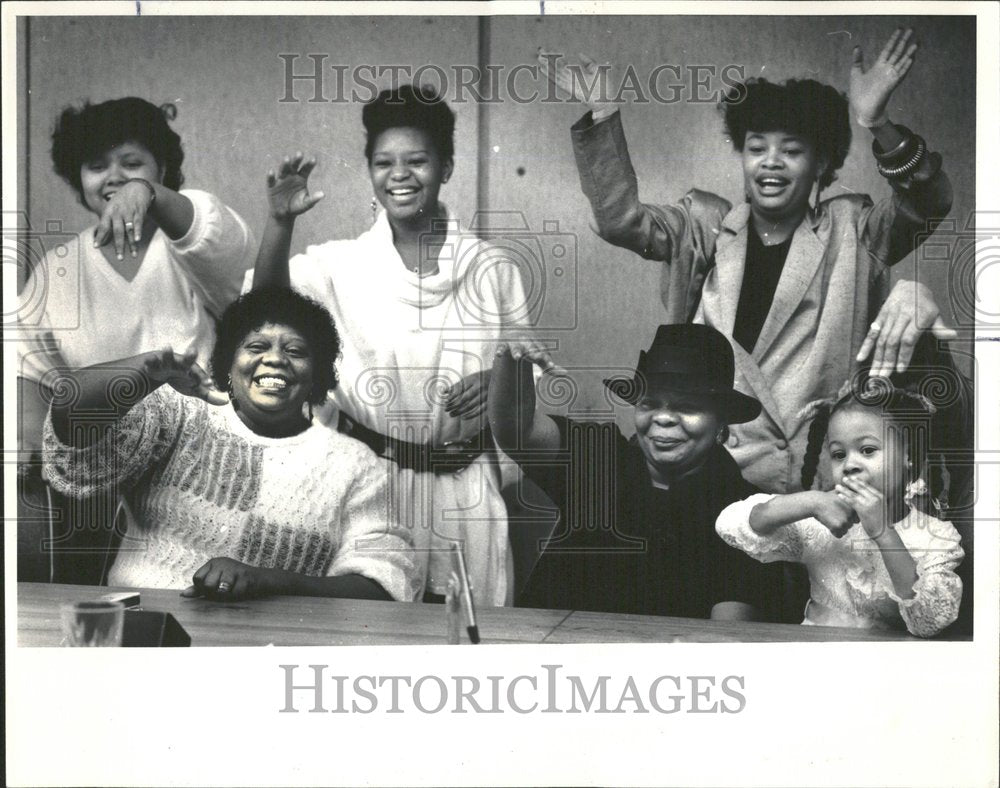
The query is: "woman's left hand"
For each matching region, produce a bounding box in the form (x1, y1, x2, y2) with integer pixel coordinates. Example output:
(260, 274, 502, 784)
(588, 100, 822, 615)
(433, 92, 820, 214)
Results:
(849, 28, 918, 126)
(856, 279, 958, 377)
(93, 179, 157, 260)
(835, 477, 887, 540)
(445, 370, 491, 420)
(181, 557, 276, 601)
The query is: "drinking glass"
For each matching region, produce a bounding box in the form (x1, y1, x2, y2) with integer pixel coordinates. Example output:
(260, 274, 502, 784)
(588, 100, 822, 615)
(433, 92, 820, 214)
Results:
(60, 600, 125, 647)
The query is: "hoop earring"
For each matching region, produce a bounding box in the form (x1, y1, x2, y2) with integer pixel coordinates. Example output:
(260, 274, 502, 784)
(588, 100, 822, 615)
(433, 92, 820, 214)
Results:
(227, 375, 238, 411)
(371, 197, 378, 224)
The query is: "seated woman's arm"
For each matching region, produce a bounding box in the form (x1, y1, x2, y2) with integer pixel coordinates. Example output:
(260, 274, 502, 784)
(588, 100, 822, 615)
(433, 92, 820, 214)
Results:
(182, 447, 419, 603)
(180, 558, 394, 601)
(488, 340, 566, 454)
(48, 349, 225, 446)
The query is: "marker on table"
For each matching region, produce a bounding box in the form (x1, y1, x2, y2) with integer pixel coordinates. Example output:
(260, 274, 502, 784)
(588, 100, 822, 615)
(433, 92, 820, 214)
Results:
(451, 543, 480, 644)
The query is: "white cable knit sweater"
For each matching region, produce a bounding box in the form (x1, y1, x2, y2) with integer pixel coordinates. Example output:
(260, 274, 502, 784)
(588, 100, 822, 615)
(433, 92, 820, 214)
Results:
(43, 387, 420, 601)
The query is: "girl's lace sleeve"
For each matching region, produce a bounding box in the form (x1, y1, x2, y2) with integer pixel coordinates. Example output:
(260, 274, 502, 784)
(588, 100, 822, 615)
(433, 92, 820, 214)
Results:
(42, 387, 187, 499)
(715, 493, 806, 563)
(886, 517, 965, 638)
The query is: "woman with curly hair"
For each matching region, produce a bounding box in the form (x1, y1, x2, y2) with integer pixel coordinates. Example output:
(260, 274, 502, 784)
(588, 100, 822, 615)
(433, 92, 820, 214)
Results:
(18, 97, 254, 456)
(42, 287, 419, 602)
(252, 85, 532, 606)
(541, 29, 956, 495)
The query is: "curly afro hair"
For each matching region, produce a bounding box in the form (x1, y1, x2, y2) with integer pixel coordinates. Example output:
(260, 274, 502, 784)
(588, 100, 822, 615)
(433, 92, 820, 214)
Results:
(210, 287, 342, 406)
(362, 84, 455, 164)
(720, 78, 851, 191)
(51, 97, 184, 205)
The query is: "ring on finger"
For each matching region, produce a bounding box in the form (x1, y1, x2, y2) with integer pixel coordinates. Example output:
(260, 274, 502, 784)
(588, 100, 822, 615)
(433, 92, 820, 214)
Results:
(870, 321, 881, 332)
(217, 580, 232, 592)
(125, 221, 134, 227)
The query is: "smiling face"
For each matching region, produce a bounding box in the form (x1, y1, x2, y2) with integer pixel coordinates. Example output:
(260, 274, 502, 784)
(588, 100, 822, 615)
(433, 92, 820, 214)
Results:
(368, 127, 452, 226)
(827, 407, 909, 500)
(633, 386, 724, 484)
(79, 140, 162, 216)
(229, 322, 315, 436)
(741, 131, 826, 222)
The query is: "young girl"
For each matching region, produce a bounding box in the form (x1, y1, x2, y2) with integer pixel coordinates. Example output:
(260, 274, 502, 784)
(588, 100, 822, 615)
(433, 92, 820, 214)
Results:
(715, 381, 963, 637)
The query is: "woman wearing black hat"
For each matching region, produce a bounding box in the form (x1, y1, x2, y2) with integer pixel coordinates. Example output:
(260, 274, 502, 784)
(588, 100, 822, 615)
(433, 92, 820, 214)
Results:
(489, 323, 785, 621)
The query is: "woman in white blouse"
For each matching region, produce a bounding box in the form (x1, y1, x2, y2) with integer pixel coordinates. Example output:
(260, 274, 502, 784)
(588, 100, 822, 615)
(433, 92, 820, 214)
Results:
(19, 96, 254, 455)
(252, 85, 531, 606)
(17, 97, 254, 581)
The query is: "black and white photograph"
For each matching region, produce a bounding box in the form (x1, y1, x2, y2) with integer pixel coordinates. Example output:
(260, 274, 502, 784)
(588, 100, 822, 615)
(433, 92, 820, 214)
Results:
(4, 1, 998, 785)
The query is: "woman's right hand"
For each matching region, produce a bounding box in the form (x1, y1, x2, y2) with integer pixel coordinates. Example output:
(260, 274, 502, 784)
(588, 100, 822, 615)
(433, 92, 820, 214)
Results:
(266, 152, 325, 221)
(142, 349, 229, 406)
(810, 490, 859, 538)
(537, 48, 618, 117)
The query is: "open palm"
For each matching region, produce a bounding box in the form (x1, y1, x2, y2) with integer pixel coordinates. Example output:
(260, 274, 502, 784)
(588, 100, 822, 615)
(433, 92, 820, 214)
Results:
(143, 349, 228, 406)
(849, 28, 918, 125)
(537, 48, 616, 115)
(267, 152, 324, 220)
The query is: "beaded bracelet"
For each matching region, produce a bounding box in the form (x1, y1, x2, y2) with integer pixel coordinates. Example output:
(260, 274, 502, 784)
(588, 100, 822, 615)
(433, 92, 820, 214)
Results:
(124, 177, 157, 205)
(877, 136, 926, 179)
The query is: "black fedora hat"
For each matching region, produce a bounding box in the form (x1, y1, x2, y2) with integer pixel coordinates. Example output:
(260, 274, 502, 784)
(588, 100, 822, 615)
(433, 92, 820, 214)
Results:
(603, 323, 761, 424)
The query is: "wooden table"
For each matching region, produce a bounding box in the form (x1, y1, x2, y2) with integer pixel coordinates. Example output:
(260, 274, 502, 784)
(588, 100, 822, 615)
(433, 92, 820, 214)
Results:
(17, 582, 924, 646)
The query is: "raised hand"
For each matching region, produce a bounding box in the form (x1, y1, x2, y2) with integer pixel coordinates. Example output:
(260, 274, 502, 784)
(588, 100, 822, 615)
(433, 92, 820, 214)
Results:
(811, 490, 859, 539)
(537, 48, 617, 116)
(93, 178, 157, 260)
(836, 477, 887, 539)
(856, 279, 958, 377)
(849, 28, 918, 126)
(267, 152, 325, 221)
(142, 348, 228, 406)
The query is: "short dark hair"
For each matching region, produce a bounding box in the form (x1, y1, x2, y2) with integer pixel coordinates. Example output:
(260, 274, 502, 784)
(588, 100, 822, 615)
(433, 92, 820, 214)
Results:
(720, 78, 851, 191)
(362, 84, 455, 164)
(210, 287, 341, 405)
(51, 97, 185, 204)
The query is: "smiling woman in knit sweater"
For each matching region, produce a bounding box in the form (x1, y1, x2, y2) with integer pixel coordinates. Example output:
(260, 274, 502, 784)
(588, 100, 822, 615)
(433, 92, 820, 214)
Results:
(43, 287, 420, 603)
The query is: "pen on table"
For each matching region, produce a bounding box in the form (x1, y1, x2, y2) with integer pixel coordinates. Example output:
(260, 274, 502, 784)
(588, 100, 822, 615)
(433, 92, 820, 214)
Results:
(451, 543, 480, 644)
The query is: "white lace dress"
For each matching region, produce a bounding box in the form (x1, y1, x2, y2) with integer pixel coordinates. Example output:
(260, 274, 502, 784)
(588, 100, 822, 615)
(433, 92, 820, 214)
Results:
(716, 493, 964, 637)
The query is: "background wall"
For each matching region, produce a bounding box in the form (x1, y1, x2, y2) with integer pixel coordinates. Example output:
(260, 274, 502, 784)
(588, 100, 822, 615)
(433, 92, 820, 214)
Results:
(20, 13, 975, 423)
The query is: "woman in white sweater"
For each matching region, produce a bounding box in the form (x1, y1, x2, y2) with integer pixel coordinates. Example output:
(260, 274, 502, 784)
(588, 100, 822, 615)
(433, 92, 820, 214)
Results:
(43, 287, 419, 602)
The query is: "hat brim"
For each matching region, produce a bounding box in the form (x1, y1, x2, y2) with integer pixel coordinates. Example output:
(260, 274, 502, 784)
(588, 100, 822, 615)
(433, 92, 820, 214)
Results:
(603, 374, 762, 425)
